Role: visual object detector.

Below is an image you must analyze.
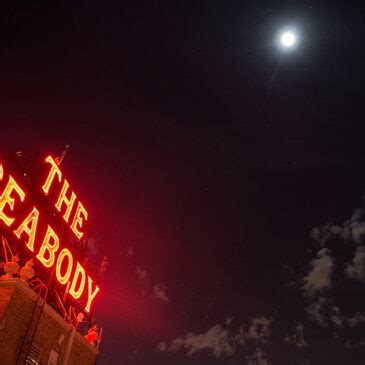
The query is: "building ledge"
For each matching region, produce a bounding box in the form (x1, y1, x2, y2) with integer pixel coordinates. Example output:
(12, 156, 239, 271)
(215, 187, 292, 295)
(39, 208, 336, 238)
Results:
(0, 279, 98, 355)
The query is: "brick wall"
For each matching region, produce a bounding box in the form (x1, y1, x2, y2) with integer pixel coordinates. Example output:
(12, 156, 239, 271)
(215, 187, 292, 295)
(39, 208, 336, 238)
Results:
(68, 335, 98, 365)
(0, 280, 98, 365)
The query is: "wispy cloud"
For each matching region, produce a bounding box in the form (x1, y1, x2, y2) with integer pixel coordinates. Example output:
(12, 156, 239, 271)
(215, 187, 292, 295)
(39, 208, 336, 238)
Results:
(136, 266, 148, 281)
(309, 224, 343, 246)
(158, 316, 273, 360)
(345, 338, 365, 349)
(243, 317, 272, 343)
(303, 248, 333, 296)
(152, 284, 170, 304)
(129, 248, 170, 304)
(347, 312, 365, 327)
(159, 324, 236, 358)
(126, 246, 135, 257)
(157, 200, 365, 363)
(345, 245, 365, 283)
(246, 346, 269, 365)
(305, 296, 328, 327)
(302, 200, 365, 350)
(284, 322, 308, 348)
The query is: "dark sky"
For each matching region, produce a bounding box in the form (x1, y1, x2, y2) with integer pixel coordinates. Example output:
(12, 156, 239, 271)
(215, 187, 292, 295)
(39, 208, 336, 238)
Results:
(1, 1, 365, 364)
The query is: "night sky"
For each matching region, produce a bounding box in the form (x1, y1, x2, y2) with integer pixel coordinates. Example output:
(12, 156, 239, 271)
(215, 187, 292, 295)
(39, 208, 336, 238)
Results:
(1, 1, 365, 364)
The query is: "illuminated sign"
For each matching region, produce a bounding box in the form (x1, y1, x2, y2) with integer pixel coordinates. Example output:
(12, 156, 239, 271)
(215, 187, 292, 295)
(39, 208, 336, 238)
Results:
(0, 155, 99, 313)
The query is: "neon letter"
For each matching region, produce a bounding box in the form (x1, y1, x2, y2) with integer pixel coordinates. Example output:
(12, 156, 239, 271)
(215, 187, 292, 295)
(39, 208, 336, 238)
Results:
(56, 248, 73, 285)
(55, 180, 76, 222)
(42, 156, 62, 194)
(69, 262, 86, 299)
(36, 225, 59, 268)
(70, 202, 88, 239)
(85, 277, 100, 312)
(14, 207, 40, 252)
(0, 176, 26, 226)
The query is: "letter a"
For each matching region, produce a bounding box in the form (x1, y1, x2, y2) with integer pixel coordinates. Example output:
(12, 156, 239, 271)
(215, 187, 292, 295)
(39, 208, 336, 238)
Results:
(14, 207, 40, 252)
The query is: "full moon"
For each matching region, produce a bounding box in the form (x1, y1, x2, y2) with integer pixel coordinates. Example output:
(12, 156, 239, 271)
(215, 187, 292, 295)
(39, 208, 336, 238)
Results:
(280, 31, 297, 48)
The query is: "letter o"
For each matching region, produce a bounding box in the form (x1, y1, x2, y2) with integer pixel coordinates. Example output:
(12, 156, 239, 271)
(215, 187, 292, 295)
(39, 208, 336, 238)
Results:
(56, 248, 73, 285)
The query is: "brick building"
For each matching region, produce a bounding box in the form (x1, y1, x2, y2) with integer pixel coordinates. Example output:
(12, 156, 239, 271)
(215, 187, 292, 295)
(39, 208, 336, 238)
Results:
(0, 280, 98, 365)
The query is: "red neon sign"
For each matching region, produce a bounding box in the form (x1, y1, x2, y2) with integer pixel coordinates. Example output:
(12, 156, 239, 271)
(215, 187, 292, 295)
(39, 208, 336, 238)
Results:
(0, 156, 99, 312)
